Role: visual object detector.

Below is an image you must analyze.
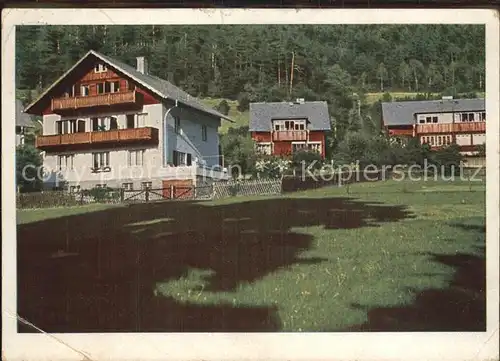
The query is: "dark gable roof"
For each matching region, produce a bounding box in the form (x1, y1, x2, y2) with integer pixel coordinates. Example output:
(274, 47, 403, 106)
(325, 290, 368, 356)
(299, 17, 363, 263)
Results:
(16, 99, 35, 127)
(382, 98, 485, 126)
(25, 50, 232, 122)
(249, 101, 331, 131)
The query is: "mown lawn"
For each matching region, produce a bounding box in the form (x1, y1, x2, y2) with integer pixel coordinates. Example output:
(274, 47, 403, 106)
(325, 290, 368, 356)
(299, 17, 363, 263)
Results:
(16, 203, 124, 224)
(17, 177, 486, 332)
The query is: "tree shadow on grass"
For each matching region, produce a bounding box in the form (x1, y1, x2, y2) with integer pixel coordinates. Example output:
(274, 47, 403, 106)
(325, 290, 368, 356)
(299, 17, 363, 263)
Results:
(342, 222, 486, 332)
(17, 197, 412, 332)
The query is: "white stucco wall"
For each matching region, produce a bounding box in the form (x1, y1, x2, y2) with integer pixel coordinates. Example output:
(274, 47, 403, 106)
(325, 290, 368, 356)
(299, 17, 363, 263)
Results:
(472, 133, 486, 145)
(164, 106, 221, 168)
(455, 134, 472, 146)
(43, 114, 60, 134)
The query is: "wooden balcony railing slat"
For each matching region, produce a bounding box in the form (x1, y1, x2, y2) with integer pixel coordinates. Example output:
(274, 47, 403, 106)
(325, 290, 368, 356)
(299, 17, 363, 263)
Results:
(51, 91, 138, 111)
(416, 122, 486, 134)
(272, 130, 308, 141)
(35, 127, 158, 148)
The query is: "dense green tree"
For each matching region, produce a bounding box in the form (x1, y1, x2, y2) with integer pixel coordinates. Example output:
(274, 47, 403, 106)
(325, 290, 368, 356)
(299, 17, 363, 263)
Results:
(219, 126, 257, 177)
(16, 24, 484, 98)
(16, 144, 43, 192)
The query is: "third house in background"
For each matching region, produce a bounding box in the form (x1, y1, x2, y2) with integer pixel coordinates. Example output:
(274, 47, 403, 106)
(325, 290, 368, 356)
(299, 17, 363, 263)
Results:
(382, 97, 486, 166)
(249, 99, 331, 158)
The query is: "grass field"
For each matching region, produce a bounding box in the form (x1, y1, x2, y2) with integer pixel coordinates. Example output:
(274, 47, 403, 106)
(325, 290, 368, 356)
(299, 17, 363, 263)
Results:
(16, 177, 485, 332)
(365, 91, 485, 104)
(200, 97, 249, 134)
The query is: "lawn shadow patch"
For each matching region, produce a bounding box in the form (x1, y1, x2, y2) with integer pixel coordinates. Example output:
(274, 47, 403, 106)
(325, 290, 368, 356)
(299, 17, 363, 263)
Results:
(341, 221, 486, 332)
(17, 197, 412, 332)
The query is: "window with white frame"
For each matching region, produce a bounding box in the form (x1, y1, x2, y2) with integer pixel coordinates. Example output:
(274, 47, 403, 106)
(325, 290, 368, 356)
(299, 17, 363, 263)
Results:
(81, 85, 90, 96)
(481, 112, 486, 121)
(174, 116, 181, 134)
(92, 152, 110, 169)
(94, 63, 107, 73)
(141, 181, 152, 190)
(128, 149, 144, 166)
(272, 119, 307, 131)
(64, 85, 75, 98)
(109, 116, 118, 130)
(292, 142, 321, 153)
(57, 119, 85, 134)
(103, 80, 120, 93)
(57, 154, 74, 170)
(95, 183, 107, 188)
(172, 150, 191, 166)
(122, 182, 134, 191)
(292, 143, 307, 153)
(308, 142, 321, 153)
(97, 82, 105, 94)
(201, 124, 208, 141)
(126, 114, 135, 129)
(69, 185, 80, 193)
(256, 142, 272, 155)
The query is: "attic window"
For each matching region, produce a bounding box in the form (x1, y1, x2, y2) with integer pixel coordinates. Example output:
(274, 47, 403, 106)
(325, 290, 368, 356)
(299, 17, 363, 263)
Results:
(94, 63, 107, 73)
(81, 85, 90, 96)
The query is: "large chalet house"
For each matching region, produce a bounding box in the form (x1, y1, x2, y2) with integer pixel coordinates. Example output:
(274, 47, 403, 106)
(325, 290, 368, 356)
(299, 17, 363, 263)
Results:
(249, 99, 331, 158)
(25, 50, 232, 192)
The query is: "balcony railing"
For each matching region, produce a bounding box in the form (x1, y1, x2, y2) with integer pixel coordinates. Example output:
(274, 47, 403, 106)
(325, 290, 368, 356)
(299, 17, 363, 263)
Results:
(51, 91, 142, 112)
(36, 127, 159, 150)
(272, 130, 308, 141)
(416, 122, 485, 134)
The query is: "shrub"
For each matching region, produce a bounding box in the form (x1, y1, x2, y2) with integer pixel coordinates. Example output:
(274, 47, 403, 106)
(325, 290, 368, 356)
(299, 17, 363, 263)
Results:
(237, 93, 250, 112)
(476, 143, 486, 157)
(16, 144, 43, 193)
(215, 99, 230, 116)
(430, 144, 463, 176)
(292, 149, 323, 172)
(17, 191, 80, 209)
(82, 187, 121, 203)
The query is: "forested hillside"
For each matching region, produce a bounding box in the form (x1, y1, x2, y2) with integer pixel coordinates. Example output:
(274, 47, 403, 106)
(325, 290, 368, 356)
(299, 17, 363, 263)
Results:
(15, 25, 484, 176)
(16, 25, 484, 98)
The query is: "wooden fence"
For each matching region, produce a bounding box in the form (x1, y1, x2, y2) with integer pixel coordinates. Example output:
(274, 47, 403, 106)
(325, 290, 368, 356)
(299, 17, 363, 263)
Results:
(16, 171, 394, 209)
(212, 179, 282, 199)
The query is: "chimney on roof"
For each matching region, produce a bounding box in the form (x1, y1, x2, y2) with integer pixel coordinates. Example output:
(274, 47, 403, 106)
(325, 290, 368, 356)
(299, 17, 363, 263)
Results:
(136, 56, 148, 75)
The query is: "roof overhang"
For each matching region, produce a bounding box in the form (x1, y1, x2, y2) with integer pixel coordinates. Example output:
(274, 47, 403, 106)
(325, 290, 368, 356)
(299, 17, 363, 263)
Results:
(24, 50, 234, 122)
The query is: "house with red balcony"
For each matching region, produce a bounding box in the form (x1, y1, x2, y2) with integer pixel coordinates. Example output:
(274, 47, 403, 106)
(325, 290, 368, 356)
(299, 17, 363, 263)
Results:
(249, 99, 331, 158)
(24, 50, 232, 193)
(381, 97, 485, 167)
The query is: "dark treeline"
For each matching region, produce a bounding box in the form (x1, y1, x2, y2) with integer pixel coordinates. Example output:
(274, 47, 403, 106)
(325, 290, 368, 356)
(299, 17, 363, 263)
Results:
(16, 25, 485, 99)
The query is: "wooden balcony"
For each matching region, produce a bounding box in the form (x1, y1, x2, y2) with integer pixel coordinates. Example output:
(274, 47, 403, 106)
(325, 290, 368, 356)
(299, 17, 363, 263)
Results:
(416, 122, 485, 134)
(36, 127, 159, 150)
(272, 130, 308, 141)
(51, 91, 142, 112)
